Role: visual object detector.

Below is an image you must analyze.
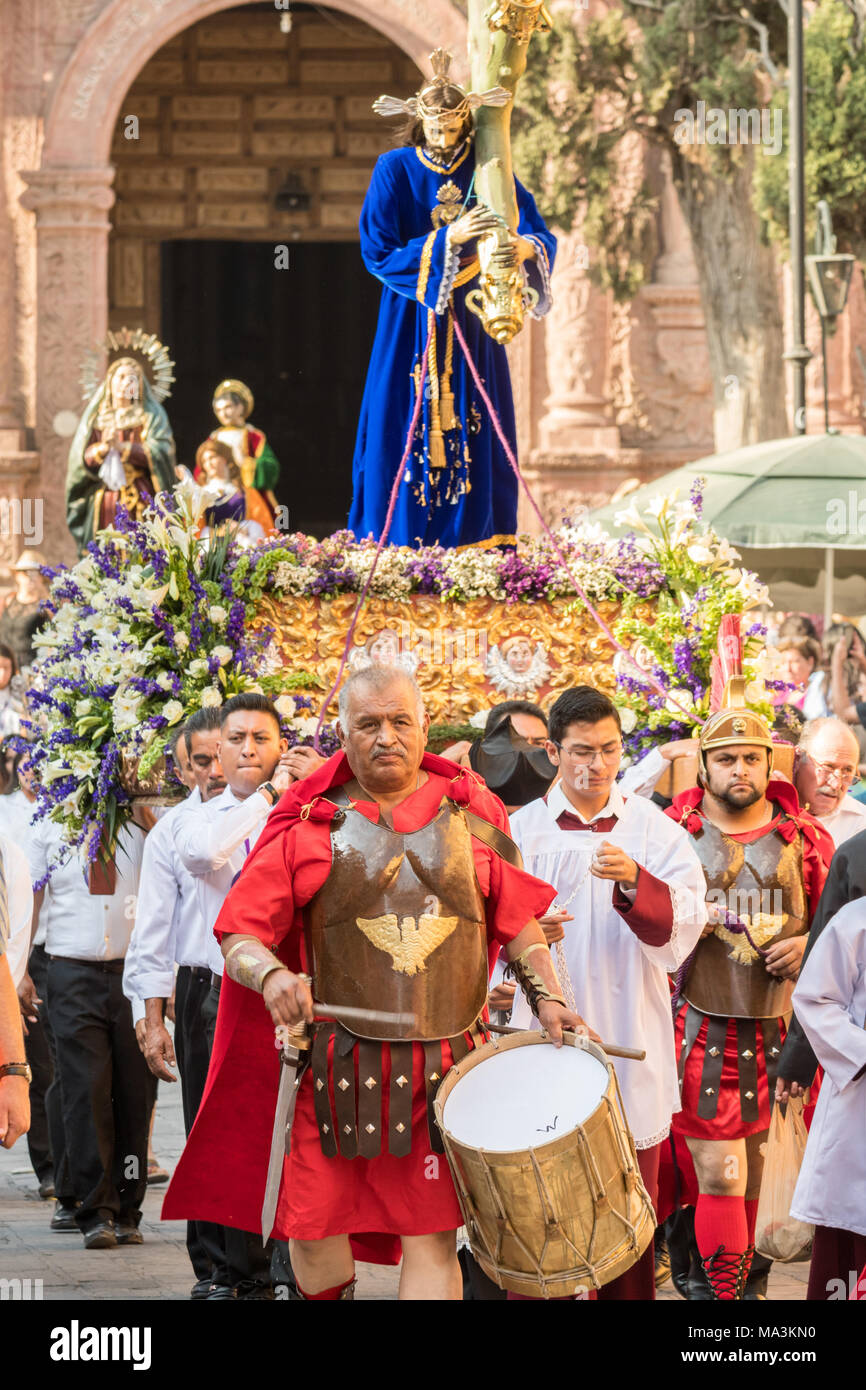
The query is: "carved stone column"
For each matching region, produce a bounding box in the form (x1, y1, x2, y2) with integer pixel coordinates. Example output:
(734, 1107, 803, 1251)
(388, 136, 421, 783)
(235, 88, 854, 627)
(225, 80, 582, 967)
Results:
(524, 228, 621, 529)
(18, 166, 116, 568)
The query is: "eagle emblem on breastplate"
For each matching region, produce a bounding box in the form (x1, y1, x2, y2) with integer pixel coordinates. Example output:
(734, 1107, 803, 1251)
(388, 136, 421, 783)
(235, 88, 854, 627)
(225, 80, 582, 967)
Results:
(714, 913, 787, 965)
(356, 913, 459, 975)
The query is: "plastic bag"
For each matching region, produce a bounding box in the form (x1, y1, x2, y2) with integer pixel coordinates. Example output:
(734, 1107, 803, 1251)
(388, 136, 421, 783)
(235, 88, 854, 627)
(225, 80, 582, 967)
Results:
(755, 1097, 813, 1262)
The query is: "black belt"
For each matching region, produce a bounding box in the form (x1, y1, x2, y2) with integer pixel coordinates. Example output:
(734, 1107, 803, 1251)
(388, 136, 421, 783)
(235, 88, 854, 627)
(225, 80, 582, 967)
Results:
(210, 972, 222, 993)
(48, 955, 125, 975)
(178, 965, 212, 982)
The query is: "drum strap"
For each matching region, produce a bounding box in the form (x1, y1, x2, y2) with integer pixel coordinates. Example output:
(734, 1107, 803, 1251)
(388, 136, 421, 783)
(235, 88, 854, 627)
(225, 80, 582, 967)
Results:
(462, 808, 524, 869)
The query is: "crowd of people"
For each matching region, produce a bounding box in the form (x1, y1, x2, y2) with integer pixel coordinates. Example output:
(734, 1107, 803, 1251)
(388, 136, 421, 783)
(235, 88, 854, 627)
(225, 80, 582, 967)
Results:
(0, 617, 864, 1303)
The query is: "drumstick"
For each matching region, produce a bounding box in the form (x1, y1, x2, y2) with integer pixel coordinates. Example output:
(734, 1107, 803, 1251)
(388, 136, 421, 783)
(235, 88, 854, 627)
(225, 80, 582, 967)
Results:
(485, 1020, 645, 1062)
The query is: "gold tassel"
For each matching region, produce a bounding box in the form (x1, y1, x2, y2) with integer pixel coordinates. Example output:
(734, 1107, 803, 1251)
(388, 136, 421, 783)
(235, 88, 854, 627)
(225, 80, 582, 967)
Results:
(426, 310, 446, 474)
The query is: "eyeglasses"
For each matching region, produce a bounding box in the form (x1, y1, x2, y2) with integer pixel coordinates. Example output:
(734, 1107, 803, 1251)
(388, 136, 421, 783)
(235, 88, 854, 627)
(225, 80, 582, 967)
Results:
(551, 742, 622, 766)
(807, 755, 857, 785)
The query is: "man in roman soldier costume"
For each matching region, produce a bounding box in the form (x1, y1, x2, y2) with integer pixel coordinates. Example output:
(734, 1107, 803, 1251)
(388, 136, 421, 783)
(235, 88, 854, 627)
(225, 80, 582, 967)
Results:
(164, 663, 585, 1299)
(349, 50, 556, 550)
(665, 677, 833, 1299)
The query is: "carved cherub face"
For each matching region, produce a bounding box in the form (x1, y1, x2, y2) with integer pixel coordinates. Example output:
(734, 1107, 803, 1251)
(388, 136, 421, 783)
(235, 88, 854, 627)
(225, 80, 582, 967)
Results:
(503, 638, 533, 675)
(368, 630, 400, 664)
(109, 359, 142, 408)
(214, 393, 246, 428)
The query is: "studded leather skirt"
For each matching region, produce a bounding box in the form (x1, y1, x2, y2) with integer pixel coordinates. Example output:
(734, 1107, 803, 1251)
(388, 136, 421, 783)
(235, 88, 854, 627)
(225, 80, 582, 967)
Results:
(672, 1004, 785, 1140)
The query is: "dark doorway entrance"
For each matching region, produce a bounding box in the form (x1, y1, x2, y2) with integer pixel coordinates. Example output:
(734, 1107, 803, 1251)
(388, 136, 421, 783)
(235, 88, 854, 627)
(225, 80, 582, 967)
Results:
(161, 240, 380, 537)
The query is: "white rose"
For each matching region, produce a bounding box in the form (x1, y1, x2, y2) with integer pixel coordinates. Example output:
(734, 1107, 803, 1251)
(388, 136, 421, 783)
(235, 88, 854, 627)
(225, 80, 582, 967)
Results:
(200, 687, 222, 709)
(163, 699, 184, 725)
(189, 658, 209, 676)
(155, 671, 174, 691)
(212, 645, 233, 667)
(618, 706, 637, 733)
(274, 695, 296, 717)
(209, 605, 228, 625)
(90, 591, 107, 610)
(174, 632, 189, 653)
(665, 687, 695, 716)
(293, 715, 320, 738)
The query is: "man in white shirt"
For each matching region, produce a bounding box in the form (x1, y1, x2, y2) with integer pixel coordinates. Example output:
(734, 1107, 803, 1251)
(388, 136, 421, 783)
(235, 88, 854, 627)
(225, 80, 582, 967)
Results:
(3, 748, 58, 1201)
(172, 692, 291, 1299)
(509, 685, 707, 1300)
(34, 815, 153, 1249)
(124, 711, 229, 1298)
(792, 717, 866, 847)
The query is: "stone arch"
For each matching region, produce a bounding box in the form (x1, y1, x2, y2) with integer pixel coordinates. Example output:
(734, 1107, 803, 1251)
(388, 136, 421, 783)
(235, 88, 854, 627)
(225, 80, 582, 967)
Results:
(20, 0, 467, 564)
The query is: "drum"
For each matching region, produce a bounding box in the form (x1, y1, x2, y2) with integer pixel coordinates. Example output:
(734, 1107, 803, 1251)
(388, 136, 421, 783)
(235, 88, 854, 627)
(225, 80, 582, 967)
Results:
(434, 1030, 655, 1298)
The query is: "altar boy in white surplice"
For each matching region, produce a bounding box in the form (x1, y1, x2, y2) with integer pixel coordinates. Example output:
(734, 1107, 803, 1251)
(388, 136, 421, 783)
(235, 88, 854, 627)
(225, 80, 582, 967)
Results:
(510, 686, 708, 1300)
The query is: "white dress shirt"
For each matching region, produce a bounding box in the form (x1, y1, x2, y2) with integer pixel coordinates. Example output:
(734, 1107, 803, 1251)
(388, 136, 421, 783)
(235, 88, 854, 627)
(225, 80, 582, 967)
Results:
(818, 792, 866, 848)
(0, 832, 34, 987)
(123, 789, 210, 1025)
(0, 791, 44, 946)
(30, 819, 145, 968)
(172, 784, 273, 976)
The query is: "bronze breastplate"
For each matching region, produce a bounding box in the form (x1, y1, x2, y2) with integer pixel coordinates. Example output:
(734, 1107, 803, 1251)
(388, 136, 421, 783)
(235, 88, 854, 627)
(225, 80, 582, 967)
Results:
(684, 815, 807, 1019)
(303, 793, 489, 1041)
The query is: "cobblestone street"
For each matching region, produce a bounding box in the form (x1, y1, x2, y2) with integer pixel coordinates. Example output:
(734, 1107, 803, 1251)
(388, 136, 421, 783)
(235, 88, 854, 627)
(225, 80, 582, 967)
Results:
(0, 1075, 809, 1302)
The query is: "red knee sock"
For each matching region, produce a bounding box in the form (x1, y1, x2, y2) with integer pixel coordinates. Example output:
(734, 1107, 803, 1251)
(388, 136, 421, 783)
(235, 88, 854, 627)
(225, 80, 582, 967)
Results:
(296, 1276, 355, 1301)
(694, 1195, 748, 1300)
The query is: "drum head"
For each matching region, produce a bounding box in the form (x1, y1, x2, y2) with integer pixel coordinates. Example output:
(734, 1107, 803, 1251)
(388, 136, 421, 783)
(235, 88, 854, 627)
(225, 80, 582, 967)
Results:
(441, 1039, 608, 1153)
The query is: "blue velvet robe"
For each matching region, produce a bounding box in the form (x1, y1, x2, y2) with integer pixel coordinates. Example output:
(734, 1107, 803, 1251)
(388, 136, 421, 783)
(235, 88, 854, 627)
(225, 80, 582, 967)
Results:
(348, 144, 556, 549)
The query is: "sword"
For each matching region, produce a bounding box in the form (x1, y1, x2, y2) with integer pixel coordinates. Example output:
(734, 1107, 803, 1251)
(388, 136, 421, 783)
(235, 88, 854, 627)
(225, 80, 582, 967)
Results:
(260, 991, 418, 1242)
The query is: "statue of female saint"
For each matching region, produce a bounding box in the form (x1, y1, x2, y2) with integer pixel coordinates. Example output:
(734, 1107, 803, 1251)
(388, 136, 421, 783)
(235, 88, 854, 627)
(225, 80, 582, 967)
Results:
(199, 379, 280, 521)
(194, 439, 272, 542)
(66, 347, 177, 554)
(349, 49, 556, 550)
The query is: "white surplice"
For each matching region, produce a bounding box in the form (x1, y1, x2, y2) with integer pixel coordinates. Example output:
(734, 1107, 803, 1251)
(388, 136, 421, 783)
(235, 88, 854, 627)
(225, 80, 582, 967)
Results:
(790, 897, 866, 1237)
(509, 784, 708, 1148)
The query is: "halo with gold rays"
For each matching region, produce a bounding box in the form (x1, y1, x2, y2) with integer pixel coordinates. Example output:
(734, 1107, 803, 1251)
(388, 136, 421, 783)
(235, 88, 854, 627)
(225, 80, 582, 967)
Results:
(80, 327, 176, 403)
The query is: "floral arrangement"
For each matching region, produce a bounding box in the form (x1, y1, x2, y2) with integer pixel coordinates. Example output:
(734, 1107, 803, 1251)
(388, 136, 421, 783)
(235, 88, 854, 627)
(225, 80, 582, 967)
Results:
(608, 481, 774, 763)
(26, 476, 774, 860)
(27, 483, 338, 865)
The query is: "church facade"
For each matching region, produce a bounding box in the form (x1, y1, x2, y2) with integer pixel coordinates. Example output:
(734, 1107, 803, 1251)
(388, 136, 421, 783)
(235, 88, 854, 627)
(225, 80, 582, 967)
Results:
(0, 0, 863, 574)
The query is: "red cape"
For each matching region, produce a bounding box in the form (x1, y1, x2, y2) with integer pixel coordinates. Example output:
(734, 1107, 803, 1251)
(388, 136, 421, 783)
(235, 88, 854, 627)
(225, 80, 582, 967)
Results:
(162, 752, 542, 1263)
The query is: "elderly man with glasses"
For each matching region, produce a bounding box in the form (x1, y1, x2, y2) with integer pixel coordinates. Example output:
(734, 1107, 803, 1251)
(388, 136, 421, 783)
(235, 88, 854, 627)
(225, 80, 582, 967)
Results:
(792, 717, 866, 847)
(509, 685, 708, 1300)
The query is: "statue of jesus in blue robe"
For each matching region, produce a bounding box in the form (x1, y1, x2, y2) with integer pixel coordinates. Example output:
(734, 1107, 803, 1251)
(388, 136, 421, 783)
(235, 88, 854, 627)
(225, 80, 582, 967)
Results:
(349, 105, 556, 551)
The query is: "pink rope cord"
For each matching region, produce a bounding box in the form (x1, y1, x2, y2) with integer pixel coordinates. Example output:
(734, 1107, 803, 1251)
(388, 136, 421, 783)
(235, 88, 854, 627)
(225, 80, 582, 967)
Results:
(449, 310, 701, 723)
(313, 320, 433, 750)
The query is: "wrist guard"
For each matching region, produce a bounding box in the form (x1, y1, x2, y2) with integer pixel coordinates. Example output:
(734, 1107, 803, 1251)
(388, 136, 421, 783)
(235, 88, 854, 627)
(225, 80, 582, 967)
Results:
(505, 943, 567, 1018)
(224, 936, 286, 993)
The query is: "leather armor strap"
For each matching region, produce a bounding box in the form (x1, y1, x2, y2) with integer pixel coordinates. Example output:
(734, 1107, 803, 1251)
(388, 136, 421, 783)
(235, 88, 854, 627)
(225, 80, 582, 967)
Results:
(311, 1022, 337, 1158)
(736, 1019, 760, 1124)
(388, 1043, 414, 1157)
(696, 1015, 728, 1120)
(333, 1024, 358, 1158)
(677, 1003, 704, 1088)
(357, 1040, 383, 1159)
(761, 1018, 783, 1101)
(461, 807, 524, 868)
(423, 1041, 446, 1155)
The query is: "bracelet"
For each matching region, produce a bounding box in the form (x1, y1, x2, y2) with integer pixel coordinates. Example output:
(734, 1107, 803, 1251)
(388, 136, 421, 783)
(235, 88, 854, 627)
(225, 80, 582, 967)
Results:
(224, 937, 286, 993)
(505, 944, 566, 1019)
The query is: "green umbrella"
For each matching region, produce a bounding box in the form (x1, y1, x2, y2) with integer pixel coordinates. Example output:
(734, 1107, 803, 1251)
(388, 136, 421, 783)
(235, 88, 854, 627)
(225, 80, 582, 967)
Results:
(589, 433, 866, 622)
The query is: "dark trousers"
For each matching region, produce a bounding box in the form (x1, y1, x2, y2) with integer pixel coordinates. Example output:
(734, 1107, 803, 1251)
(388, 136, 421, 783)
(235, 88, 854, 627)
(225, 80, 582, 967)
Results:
(174, 966, 226, 1282)
(202, 977, 274, 1289)
(46, 956, 157, 1233)
(23, 944, 56, 1186)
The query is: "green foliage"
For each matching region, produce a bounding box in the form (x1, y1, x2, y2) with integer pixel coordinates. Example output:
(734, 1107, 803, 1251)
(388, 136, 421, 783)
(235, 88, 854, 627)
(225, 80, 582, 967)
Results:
(754, 0, 866, 258)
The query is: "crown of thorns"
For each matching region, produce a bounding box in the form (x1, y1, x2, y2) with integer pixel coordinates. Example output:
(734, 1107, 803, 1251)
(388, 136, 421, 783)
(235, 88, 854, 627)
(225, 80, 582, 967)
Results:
(372, 48, 510, 122)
